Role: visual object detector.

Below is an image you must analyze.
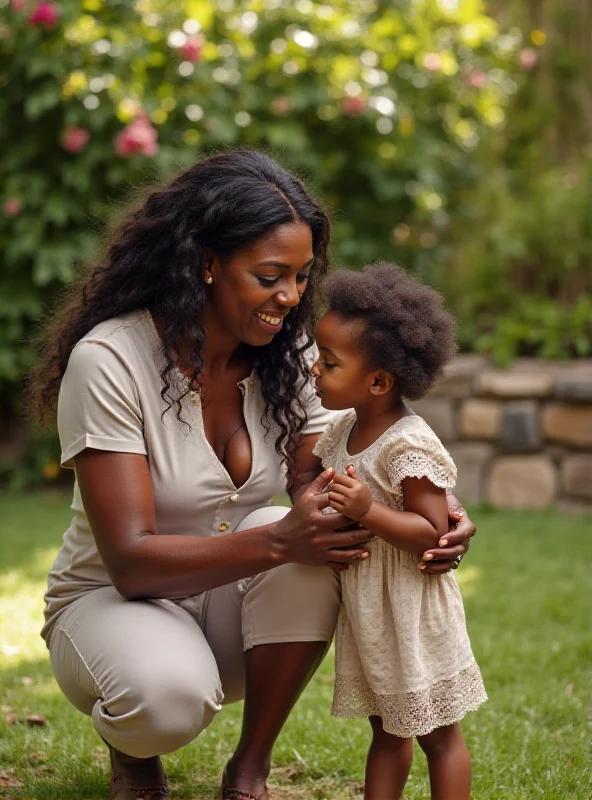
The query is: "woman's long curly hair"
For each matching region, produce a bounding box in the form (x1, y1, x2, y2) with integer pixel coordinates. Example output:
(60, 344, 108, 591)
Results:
(31, 149, 331, 476)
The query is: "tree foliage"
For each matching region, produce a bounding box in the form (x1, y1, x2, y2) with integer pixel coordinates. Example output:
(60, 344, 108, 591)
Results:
(0, 0, 590, 423)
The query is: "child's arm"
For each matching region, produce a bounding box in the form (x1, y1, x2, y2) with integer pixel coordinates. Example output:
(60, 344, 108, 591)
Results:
(328, 465, 449, 556)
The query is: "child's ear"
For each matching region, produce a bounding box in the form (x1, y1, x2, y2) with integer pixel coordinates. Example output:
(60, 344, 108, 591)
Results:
(369, 371, 395, 395)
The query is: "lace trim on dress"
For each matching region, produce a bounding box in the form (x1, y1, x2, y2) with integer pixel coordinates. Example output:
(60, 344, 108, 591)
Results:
(331, 661, 487, 738)
(386, 447, 456, 491)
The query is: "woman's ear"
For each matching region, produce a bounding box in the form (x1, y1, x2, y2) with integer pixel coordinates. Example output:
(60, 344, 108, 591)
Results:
(370, 371, 395, 395)
(203, 251, 217, 283)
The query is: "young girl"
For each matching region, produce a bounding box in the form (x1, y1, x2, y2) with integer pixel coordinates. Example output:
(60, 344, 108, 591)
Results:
(311, 263, 487, 800)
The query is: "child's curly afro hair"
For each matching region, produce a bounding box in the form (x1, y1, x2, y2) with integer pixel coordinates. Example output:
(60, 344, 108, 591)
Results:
(320, 262, 457, 400)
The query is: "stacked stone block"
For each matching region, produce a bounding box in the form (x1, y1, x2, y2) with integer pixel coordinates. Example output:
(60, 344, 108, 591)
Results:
(412, 357, 592, 512)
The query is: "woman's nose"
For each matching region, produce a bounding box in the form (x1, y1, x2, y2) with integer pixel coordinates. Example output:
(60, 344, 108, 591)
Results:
(275, 281, 301, 308)
(311, 361, 321, 377)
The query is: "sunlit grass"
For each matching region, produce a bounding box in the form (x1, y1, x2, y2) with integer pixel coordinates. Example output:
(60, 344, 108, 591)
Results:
(0, 491, 590, 799)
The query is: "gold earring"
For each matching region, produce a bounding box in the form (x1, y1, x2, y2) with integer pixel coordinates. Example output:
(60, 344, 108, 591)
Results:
(205, 276, 213, 284)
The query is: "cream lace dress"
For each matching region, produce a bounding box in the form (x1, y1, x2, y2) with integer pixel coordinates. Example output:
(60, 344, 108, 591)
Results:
(313, 411, 487, 737)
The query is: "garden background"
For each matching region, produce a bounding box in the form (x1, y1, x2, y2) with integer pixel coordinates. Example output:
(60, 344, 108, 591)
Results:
(1, 0, 591, 484)
(0, 1, 591, 798)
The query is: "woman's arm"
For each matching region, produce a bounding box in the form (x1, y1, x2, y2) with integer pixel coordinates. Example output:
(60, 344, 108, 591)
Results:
(74, 449, 372, 600)
(287, 433, 324, 504)
(288, 440, 477, 570)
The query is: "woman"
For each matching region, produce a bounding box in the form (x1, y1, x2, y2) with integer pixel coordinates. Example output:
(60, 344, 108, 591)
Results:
(32, 150, 476, 800)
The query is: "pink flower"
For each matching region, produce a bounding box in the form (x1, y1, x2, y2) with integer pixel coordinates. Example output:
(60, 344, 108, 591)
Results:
(3, 197, 22, 216)
(179, 35, 202, 64)
(342, 96, 366, 116)
(114, 115, 159, 158)
(61, 125, 89, 154)
(519, 48, 538, 70)
(28, 1, 60, 29)
(271, 96, 291, 115)
(11, 0, 28, 11)
(466, 70, 487, 89)
(422, 53, 441, 72)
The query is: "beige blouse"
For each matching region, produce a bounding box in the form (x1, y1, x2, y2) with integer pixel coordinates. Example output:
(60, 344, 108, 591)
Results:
(42, 310, 336, 640)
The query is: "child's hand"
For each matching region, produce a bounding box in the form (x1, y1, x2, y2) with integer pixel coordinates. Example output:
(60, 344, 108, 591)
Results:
(328, 465, 373, 522)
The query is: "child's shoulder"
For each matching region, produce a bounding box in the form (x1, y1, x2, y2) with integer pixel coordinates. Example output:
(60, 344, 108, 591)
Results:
(313, 409, 355, 465)
(321, 408, 356, 438)
(391, 413, 442, 445)
(383, 414, 457, 488)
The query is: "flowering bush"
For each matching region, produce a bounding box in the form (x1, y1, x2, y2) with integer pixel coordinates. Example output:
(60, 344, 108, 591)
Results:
(0, 0, 588, 439)
(0, 0, 520, 397)
(114, 114, 159, 158)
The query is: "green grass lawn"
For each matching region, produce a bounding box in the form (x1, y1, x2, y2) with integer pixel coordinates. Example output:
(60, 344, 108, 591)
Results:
(0, 491, 590, 800)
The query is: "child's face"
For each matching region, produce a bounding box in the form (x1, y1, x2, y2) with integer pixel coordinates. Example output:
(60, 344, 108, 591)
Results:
(312, 311, 380, 410)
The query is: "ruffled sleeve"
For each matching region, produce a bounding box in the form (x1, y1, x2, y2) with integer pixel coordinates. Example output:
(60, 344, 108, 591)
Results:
(312, 410, 353, 469)
(385, 418, 456, 491)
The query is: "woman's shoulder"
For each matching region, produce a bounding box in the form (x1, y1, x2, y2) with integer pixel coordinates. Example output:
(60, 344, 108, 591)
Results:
(77, 309, 156, 347)
(71, 309, 159, 364)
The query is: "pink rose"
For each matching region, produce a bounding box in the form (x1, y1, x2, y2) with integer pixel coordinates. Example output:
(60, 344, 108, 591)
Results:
(3, 197, 22, 216)
(466, 70, 487, 89)
(61, 125, 90, 154)
(179, 35, 202, 64)
(114, 115, 159, 158)
(342, 96, 366, 116)
(28, 1, 60, 29)
(271, 96, 291, 115)
(423, 53, 441, 72)
(519, 48, 538, 70)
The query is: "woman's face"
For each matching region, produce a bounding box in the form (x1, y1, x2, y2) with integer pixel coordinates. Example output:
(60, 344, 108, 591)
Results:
(205, 221, 314, 347)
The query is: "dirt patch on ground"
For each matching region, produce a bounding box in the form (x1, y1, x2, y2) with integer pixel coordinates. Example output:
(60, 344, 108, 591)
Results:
(186, 779, 364, 800)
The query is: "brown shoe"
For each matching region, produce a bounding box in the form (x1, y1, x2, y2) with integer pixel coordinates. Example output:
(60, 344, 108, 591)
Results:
(219, 767, 267, 800)
(106, 741, 169, 799)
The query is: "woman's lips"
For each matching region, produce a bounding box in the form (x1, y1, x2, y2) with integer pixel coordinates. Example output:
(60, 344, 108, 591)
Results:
(254, 310, 284, 333)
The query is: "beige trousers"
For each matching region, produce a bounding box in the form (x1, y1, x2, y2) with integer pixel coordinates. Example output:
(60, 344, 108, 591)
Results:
(45, 506, 340, 758)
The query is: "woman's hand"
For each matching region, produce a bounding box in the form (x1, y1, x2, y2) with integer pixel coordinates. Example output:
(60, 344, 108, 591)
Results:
(273, 469, 374, 569)
(418, 494, 476, 575)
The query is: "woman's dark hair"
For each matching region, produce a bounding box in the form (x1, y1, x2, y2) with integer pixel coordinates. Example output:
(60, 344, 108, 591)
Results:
(31, 149, 331, 474)
(321, 262, 456, 400)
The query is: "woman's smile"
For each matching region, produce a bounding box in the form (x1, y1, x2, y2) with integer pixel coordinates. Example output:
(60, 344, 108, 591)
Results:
(254, 310, 287, 333)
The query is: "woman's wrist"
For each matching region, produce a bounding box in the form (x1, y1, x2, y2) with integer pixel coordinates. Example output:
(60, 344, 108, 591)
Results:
(264, 519, 290, 565)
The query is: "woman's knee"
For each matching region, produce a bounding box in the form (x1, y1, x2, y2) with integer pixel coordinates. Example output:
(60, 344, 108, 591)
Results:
(96, 666, 224, 758)
(242, 562, 341, 648)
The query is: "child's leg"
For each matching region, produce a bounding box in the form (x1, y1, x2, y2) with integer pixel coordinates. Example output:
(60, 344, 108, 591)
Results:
(365, 715, 413, 800)
(417, 722, 471, 800)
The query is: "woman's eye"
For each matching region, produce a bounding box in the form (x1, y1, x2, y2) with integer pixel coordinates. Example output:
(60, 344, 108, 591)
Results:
(322, 361, 336, 370)
(297, 273, 310, 283)
(256, 276, 280, 287)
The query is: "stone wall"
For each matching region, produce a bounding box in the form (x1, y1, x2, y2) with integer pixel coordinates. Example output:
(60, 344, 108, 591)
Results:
(412, 356, 592, 512)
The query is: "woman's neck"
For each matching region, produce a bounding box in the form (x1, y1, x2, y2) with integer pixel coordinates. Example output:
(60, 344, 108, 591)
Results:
(200, 303, 248, 376)
(151, 310, 250, 380)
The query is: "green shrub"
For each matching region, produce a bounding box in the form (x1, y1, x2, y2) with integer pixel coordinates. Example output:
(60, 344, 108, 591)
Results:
(1, 0, 514, 413)
(2, 0, 590, 484)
